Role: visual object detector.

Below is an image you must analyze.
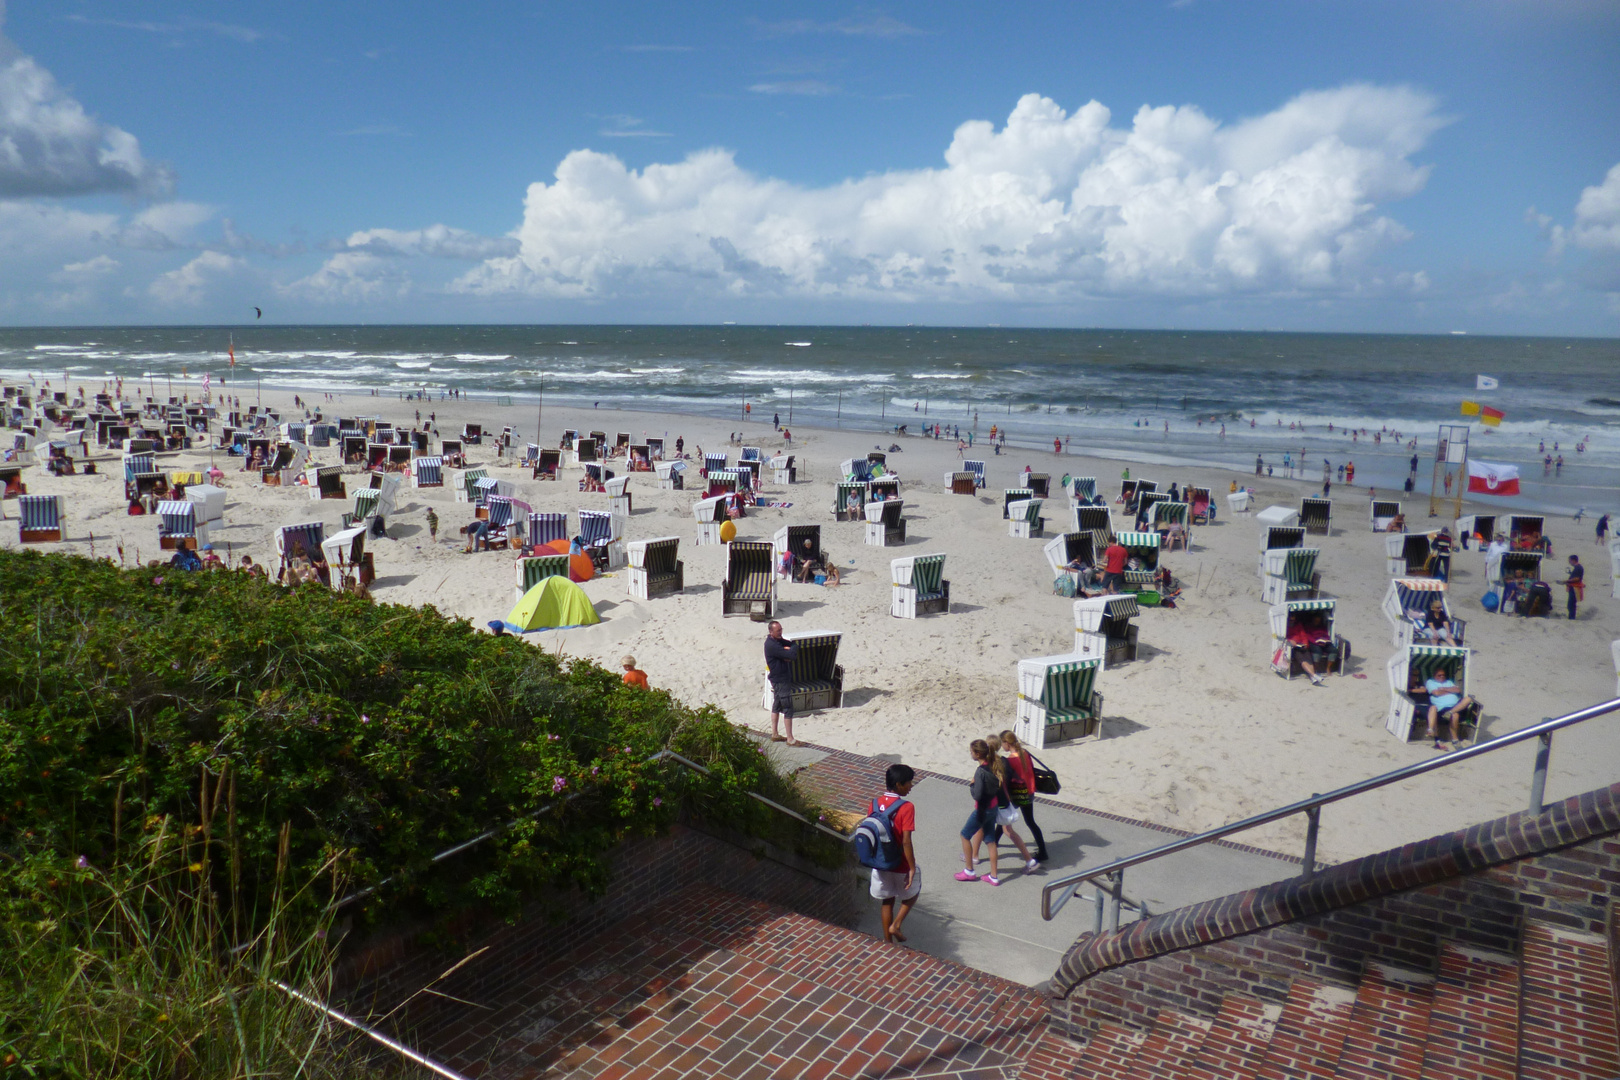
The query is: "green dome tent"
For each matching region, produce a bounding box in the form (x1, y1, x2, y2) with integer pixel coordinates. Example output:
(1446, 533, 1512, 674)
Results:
(503, 575, 600, 633)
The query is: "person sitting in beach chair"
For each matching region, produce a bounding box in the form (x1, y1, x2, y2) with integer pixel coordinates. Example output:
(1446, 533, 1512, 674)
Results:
(794, 538, 840, 586)
(1286, 612, 1339, 686)
(1386, 512, 1406, 533)
(1416, 598, 1459, 647)
(1424, 665, 1477, 749)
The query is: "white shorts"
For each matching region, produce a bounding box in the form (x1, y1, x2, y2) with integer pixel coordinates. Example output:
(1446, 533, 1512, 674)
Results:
(869, 866, 921, 901)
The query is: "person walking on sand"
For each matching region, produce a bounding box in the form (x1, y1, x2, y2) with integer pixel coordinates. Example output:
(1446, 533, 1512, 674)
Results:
(866, 763, 919, 944)
(1559, 555, 1585, 620)
(764, 621, 800, 745)
(1596, 513, 1609, 545)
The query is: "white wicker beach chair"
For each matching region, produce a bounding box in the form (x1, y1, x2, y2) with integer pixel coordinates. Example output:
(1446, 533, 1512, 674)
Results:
(1073, 595, 1138, 668)
(627, 536, 683, 600)
(890, 553, 949, 618)
(1014, 654, 1104, 750)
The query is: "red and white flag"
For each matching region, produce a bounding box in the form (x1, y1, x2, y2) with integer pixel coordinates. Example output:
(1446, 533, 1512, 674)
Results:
(1466, 460, 1520, 496)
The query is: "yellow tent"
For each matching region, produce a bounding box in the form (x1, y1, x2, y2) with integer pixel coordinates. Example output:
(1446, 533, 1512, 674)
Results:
(503, 575, 600, 633)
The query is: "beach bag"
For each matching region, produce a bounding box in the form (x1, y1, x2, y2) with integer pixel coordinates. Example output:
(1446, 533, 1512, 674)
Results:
(853, 798, 908, 871)
(1053, 574, 1078, 598)
(995, 806, 1021, 827)
(1028, 752, 1061, 796)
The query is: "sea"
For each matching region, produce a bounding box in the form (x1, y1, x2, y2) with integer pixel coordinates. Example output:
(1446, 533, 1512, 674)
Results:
(3, 325, 1615, 515)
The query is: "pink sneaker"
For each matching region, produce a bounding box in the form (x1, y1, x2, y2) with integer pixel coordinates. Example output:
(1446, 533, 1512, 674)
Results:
(983, 875, 1001, 887)
(953, 870, 979, 882)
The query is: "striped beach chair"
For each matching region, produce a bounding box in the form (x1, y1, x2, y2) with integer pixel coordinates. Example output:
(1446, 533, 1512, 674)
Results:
(1267, 598, 1348, 680)
(412, 455, 443, 488)
(1487, 550, 1545, 615)
(1072, 504, 1111, 549)
(350, 487, 380, 527)
(156, 500, 203, 550)
(1007, 498, 1045, 539)
(1114, 531, 1161, 588)
(1386, 645, 1479, 744)
(1044, 531, 1096, 589)
(17, 494, 63, 543)
(1015, 654, 1104, 750)
(693, 494, 728, 545)
(833, 481, 867, 521)
(526, 512, 568, 547)
(722, 541, 776, 620)
(739, 446, 761, 462)
(1150, 500, 1191, 550)
(485, 495, 522, 548)
(454, 468, 488, 504)
(1027, 472, 1051, 498)
(867, 477, 899, 503)
(890, 553, 949, 618)
(1137, 490, 1168, 524)
(963, 460, 986, 488)
(1261, 546, 1321, 605)
(1300, 497, 1333, 536)
(1002, 486, 1033, 520)
(578, 509, 626, 569)
(774, 524, 821, 579)
(864, 499, 906, 546)
(1073, 595, 1138, 668)
(627, 536, 683, 599)
(706, 469, 742, 499)
(533, 448, 561, 480)
(1382, 578, 1466, 648)
(1258, 524, 1306, 576)
(655, 459, 687, 490)
(514, 553, 569, 599)
(758, 630, 844, 714)
(702, 451, 727, 476)
(276, 522, 325, 577)
(770, 454, 797, 484)
(1370, 499, 1402, 532)
(946, 470, 977, 495)
(1070, 476, 1097, 502)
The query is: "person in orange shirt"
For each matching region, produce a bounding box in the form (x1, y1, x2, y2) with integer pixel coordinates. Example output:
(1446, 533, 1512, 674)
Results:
(621, 655, 649, 689)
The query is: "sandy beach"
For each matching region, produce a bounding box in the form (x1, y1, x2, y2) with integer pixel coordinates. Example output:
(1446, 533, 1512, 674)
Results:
(6, 385, 1617, 865)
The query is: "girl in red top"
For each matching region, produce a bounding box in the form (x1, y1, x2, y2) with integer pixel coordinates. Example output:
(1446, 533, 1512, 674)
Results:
(998, 730, 1049, 862)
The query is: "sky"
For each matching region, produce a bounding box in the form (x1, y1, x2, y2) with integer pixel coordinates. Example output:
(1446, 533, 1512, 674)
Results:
(2, 0, 1618, 334)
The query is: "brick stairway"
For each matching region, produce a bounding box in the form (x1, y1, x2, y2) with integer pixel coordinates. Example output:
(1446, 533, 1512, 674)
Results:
(1023, 927, 1617, 1079)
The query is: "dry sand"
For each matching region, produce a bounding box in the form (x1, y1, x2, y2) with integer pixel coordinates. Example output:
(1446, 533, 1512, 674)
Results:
(7, 385, 1617, 865)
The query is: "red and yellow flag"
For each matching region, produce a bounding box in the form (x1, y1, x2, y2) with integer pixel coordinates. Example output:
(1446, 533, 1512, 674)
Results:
(1480, 405, 1504, 427)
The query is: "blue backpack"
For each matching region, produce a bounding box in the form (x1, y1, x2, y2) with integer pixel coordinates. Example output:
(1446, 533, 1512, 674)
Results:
(853, 798, 908, 871)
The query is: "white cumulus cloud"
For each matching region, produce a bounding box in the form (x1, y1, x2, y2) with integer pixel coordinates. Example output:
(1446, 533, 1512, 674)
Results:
(338, 224, 519, 260)
(1569, 163, 1620, 252)
(148, 251, 243, 305)
(459, 84, 1445, 304)
(0, 5, 173, 197)
(281, 252, 411, 303)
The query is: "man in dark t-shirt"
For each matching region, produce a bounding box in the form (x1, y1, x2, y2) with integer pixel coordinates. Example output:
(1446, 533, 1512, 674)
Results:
(1560, 555, 1585, 620)
(765, 621, 799, 745)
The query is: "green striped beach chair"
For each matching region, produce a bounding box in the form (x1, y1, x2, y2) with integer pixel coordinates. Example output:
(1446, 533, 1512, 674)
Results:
(1386, 645, 1479, 743)
(1015, 654, 1104, 749)
(1300, 497, 1332, 536)
(759, 630, 844, 714)
(890, 553, 949, 618)
(722, 541, 776, 620)
(1071, 476, 1097, 501)
(455, 467, 488, 504)
(1073, 595, 1139, 667)
(513, 554, 569, 600)
(834, 481, 868, 521)
(1150, 500, 1191, 550)
(1261, 546, 1321, 605)
(1003, 486, 1033, 519)
(864, 499, 907, 546)
(1267, 598, 1348, 680)
(1007, 498, 1045, 539)
(627, 537, 683, 600)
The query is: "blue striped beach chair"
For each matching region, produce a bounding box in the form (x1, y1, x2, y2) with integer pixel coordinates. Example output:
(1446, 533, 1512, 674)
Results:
(276, 521, 325, 576)
(963, 460, 986, 488)
(702, 451, 727, 476)
(722, 541, 776, 620)
(578, 509, 625, 569)
(527, 512, 568, 547)
(1070, 476, 1097, 501)
(1382, 578, 1465, 647)
(156, 500, 201, 550)
(890, 553, 949, 618)
(17, 494, 63, 542)
(1015, 654, 1104, 749)
(412, 455, 443, 488)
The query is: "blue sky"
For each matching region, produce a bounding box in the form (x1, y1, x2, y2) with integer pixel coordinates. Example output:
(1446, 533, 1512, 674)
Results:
(3, 0, 1618, 332)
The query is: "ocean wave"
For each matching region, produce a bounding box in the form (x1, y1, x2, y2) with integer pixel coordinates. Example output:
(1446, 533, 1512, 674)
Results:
(32, 344, 94, 352)
(395, 361, 432, 370)
(725, 369, 875, 385)
(911, 372, 973, 380)
(451, 353, 513, 362)
(784, 342, 812, 347)
(630, 367, 686, 374)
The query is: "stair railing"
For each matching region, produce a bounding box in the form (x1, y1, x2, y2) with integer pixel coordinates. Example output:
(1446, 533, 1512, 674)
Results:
(1042, 696, 1620, 927)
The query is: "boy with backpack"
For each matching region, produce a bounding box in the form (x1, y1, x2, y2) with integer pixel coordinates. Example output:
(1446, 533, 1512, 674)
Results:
(856, 763, 919, 944)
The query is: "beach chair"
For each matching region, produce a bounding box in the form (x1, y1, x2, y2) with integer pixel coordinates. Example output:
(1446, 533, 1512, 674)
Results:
(451, 468, 486, 504)
(485, 496, 526, 549)
(156, 500, 207, 550)
(185, 484, 225, 529)
(1015, 655, 1104, 749)
(946, 470, 977, 495)
(1487, 550, 1546, 614)
(604, 475, 633, 516)
(1227, 489, 1252, 513)
(339, 433, 366, 462)
(1300, 497, 1333, 536)
(321, 526, 371, 590)
(702, 451, 727, 476)
(275, 522, 325, 578)
(693, 494, 728, 545)
(1137, 490, 1168, 524)
(578, 509, 626, 570)
(17, 494, 63, 543)
(1255, 505, 1299, 529)
(890, 553, 949, 618)
(365, 442, 391, 471)
(1073, 595, 1139, 668)
(0, 464, 24, 498)
(615, 432, 631, 455)
(368, 473, 401, 522)
(773, 524, 821, 580)
(1386, 645, 1480, 744)
(757, 630, 844, 714)
(526, 512, 568, 547)
(1071, 476, 1097, 502)
(735, 459, 762, 489)
(1114, 530, 1160, 585)
(770, 454, 797, 484)
(833, 481, 867, 521)
(439, 438, 464, 466)
(513, 553, 569, 599)
(1268, 599, 1349, 680)
(867, 477, 900, 503)
(306, 465, 346, 501)
(530, 447, 561, 480)
(1370, 499, 1402, 532)
(963, 460, 987, 489)
(1008, 498, 1045, 539)
(722, 541, 776, 620)
(1261, 546, 1321, 605)
(1072, 504, 1112, 548)
(709, 469, 748, 500)
(863, 499, 906, 546)
(461, 423, 483, 445)
(1003, 486, 1034, 520)
(840, 458, 874, 483)
(646, 437, 664, 460)
(1257, 525, 1306, 576)
(1150, 500, 1191, 551)
(411, 455, 444, 489)
(1044, 532, 1096, 592)
(582, 462, 614, 489)
(1027, 472, 1051, 498)
(1119, 478, 1139, 509)
(1131, 479, 1158, 512)
(386, 445, 411, 471)
(655, 459, 687, 490)
(589, 430, 607, 447)
(739, 446, 761, 463)
(627, 444, 652, 471)
(1385, 531, 1435, 576)
(1188, 486, 1213, 524)
(867, 451, 886, 468)
(1382, 578, 1467, 648)
(1508, 515, 1545, 552)
(627, 536, 684, 600)
(573, 437, 599, 466)
(1455, 514, 1495, 550)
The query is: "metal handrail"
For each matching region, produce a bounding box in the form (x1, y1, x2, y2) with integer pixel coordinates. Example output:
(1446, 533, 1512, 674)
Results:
(1041, 696, 1620, 923)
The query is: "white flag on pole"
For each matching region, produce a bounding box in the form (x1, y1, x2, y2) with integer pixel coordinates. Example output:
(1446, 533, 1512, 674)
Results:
(1476, 374, 1499, 391)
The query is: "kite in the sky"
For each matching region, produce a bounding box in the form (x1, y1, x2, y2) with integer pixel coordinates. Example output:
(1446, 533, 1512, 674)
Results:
(254, 307, 262, 319)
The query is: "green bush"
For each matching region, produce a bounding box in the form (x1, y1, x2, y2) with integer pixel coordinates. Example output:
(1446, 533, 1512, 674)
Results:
(0, 549, 835, 928)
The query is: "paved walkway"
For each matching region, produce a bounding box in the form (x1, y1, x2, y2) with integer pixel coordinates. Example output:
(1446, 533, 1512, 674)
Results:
(769, 739, 1304, 988)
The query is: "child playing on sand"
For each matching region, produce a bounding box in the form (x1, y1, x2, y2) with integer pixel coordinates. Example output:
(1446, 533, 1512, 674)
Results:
(621, 656, 649, 689)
